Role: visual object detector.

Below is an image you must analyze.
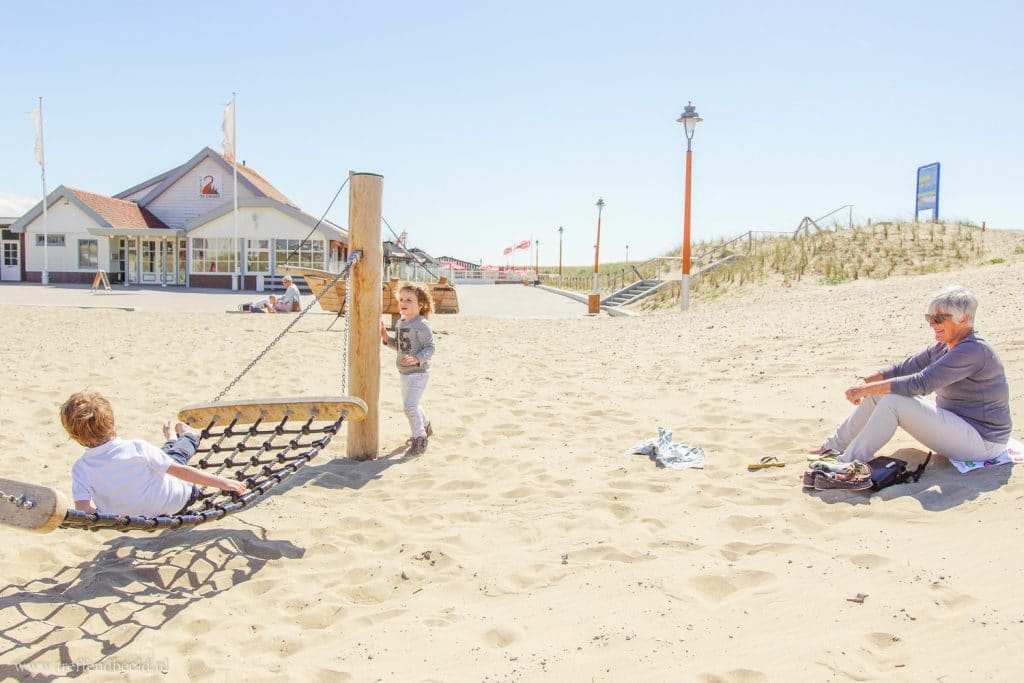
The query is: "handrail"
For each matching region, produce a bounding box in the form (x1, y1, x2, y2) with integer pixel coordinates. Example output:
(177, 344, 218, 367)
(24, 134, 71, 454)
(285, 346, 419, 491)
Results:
(813, 203, 854, 229)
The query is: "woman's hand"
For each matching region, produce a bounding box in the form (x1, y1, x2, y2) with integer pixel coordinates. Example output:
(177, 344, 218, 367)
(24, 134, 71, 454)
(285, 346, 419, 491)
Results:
(845, 384, 864, 405)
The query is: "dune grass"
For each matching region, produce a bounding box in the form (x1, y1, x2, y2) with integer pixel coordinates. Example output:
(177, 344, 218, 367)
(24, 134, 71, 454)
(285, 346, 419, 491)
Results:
(542, 221, 1024, 311)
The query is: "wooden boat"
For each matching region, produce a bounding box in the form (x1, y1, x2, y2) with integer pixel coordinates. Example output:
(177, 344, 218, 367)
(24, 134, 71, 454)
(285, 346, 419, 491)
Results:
(279, 266, 459, 322)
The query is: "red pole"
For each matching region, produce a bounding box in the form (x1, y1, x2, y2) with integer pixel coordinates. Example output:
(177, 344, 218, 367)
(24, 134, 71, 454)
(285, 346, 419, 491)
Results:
(589, 200, 604, 314)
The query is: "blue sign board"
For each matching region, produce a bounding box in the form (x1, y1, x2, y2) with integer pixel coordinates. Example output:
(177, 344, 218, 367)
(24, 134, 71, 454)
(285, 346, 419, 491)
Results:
(915, 162, 940, 221)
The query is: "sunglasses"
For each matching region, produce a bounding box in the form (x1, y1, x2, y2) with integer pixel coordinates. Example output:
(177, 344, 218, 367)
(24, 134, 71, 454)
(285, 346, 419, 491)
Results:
(924, 313, 952, 325)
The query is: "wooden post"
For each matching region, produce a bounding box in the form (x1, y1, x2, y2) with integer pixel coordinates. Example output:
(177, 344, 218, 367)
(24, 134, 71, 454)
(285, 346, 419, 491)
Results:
(346, 172, 383, 460)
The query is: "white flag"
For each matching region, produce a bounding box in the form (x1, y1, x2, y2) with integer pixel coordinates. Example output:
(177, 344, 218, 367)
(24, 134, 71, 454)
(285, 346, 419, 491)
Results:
(29, 106, 44, 168)
(221, 99, 235, 161)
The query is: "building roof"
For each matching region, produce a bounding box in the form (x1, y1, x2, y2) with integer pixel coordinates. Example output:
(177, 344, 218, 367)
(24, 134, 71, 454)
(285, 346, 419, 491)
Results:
(10, 185, 171, 233)
(122, 147, 295, 209)
(67, 187, 169, 229)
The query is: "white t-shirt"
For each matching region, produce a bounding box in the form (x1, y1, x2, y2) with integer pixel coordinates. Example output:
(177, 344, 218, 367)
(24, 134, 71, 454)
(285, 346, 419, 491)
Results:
(71, 437, 193, 516)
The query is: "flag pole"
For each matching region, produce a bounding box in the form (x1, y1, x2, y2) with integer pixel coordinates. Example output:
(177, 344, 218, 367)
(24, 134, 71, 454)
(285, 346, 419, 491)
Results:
(37, 96, 49, 285)
(231, 92, 239, 291)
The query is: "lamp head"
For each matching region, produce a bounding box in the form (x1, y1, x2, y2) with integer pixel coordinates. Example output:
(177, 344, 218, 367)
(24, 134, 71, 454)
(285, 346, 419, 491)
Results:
(676, 101, 702, 139)
(596, 198, 605, 210)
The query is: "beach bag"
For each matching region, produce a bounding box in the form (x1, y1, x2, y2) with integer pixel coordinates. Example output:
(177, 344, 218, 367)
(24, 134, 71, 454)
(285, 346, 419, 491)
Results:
(867, 453, 931, 491)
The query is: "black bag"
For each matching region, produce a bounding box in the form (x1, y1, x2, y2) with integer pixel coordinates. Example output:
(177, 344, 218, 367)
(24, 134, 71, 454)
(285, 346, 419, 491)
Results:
(867, 453, 931, 491)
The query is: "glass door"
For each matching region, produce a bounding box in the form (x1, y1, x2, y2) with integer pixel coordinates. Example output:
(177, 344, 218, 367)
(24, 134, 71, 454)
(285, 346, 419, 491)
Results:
(1, 241, 21, 281)
(126, 238, 139, 284)
(140, 240, 157, 283)
(158, 241, 175, 285)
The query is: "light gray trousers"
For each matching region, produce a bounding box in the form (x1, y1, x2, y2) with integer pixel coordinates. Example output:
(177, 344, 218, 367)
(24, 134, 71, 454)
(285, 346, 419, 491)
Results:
(400, 372, 430, 438)
(824, 394, 1007, 463)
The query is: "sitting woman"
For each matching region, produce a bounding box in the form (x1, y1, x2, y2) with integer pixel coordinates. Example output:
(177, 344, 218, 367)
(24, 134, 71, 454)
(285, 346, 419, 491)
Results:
(811, 284, 1011, 464)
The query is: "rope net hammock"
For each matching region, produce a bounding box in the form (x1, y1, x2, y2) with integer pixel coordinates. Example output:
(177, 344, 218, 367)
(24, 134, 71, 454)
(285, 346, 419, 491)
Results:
(1, 251, 366, 534)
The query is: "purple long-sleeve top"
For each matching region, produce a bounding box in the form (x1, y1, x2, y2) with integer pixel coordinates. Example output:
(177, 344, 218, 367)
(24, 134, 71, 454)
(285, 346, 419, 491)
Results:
(880, 331, 1011, 444)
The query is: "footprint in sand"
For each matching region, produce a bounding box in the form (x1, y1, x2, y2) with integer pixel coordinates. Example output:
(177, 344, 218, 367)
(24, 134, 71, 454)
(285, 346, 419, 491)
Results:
(689, 569, 775, 602)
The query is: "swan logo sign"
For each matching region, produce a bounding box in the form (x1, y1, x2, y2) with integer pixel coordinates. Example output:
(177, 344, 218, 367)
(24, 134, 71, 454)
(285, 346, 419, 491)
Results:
(199, 174, 221, 198)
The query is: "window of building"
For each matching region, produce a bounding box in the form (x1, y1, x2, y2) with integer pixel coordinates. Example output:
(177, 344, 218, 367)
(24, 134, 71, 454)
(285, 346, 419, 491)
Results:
(77, 239, 98, 268)
(246, 239, 270, 273)
(191, 237, 238, 273)
(275, 239, 324, 270)
(35, 234, 65, 247)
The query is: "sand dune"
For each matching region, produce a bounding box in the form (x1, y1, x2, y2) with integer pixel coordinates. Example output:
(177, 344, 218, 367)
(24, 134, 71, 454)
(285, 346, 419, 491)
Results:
(1, 259, 1022, 681)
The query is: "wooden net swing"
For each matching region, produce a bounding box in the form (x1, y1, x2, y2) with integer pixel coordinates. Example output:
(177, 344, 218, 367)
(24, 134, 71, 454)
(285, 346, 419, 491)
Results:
(0, 252, 367, 534)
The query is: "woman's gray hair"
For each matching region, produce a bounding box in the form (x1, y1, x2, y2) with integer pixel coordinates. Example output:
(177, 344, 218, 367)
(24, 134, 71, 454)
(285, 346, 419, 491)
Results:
(929, 284, 978, 325)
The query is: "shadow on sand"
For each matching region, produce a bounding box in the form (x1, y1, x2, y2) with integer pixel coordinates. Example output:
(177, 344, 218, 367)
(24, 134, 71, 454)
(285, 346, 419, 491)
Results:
(0, 527, 301, 680)
(805, 447, 1014, 510)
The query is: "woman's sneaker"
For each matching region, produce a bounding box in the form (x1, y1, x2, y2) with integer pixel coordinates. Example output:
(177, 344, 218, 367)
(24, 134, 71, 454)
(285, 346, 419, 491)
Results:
(410, 436, 428, 455)
(425, 422, 433, 437)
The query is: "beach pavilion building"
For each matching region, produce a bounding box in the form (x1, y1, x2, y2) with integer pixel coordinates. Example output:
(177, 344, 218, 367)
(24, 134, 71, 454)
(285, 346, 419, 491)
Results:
(6, 148, 348, 290)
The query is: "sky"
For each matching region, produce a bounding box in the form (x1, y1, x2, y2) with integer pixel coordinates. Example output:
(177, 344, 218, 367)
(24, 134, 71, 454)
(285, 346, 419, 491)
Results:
(2, 0, 1022, 266)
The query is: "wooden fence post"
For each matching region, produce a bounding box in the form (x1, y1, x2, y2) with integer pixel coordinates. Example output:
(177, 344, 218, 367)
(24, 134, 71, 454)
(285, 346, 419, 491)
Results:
(347, 172, 383, 460)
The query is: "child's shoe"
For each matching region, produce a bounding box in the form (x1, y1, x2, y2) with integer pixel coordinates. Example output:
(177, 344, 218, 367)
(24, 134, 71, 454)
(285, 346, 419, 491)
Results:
(425, 422, 433, 437)
(410, 436, 428, 455)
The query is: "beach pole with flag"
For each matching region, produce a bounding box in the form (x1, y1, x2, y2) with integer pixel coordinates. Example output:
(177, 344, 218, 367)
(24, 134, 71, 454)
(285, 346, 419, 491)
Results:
(30, 97, 49, 285)
(222, 93, 239, 290)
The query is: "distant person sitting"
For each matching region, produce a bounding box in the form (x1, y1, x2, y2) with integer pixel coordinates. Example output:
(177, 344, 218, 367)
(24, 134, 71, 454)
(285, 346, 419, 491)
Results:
(274, 275, 301, 312)
(242, 294, 279, 313)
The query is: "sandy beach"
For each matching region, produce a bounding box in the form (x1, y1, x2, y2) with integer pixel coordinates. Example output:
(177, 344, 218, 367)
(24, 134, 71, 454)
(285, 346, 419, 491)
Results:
(1, 260, 1023, 681)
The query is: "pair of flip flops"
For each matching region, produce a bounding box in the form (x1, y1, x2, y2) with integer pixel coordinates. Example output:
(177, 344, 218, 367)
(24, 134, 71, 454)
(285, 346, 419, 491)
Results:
(748, 456, 786, 471)
(806, 448, 842, 462)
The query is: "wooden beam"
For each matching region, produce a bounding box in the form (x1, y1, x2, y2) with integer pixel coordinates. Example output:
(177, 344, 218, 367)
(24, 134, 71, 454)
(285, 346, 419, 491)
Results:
(0, 478, 69, 533)
(346, 172, 383, 460)
(178, 396, 367, 425)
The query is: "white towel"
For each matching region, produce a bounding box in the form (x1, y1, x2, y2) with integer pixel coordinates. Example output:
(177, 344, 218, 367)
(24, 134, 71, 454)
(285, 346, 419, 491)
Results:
(626, 427, 705, 470)
(949, 438, 1023, 474)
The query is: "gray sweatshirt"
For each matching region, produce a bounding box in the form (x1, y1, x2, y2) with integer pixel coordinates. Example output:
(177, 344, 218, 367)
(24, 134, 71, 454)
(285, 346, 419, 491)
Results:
(881, 332, 1011, 444)
(386, 315, 435, 374)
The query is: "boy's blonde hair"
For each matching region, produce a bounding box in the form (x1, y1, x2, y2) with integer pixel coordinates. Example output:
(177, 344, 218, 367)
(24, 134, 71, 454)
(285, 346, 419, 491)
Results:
(399, 282, 434, 318)
(60, 391, 117, 448)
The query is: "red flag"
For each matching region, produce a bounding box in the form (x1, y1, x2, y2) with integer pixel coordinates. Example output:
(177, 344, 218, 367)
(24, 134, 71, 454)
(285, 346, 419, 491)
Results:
(515, 240, 531, 251)
(503, 246, 513, 255)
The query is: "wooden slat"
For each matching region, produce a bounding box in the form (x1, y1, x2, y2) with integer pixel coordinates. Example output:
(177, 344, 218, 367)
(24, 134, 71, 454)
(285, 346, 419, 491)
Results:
(178, 396, 367, 425)
(0, 478, 69, 533)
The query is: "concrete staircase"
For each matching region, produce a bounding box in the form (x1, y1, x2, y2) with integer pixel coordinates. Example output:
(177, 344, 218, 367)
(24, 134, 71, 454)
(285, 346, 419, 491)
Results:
(601, 279, 670, 307)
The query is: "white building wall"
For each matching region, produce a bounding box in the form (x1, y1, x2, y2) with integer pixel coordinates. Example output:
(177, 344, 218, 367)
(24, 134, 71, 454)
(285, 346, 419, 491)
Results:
(22, 202, 109, 273)
(145, 158, 258, 228)
(189, 207, 321, 241)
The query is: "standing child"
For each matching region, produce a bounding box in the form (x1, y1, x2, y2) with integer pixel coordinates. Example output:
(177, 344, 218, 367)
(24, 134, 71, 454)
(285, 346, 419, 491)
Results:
(61, 390, 246, 517)
(380, 282, 435, 455)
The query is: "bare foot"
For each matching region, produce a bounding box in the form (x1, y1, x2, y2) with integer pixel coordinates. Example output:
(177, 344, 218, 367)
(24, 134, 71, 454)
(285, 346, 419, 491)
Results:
(174, 421, 200, 438)
(808, 446, 827, 455)
(162, 421, 172, 439)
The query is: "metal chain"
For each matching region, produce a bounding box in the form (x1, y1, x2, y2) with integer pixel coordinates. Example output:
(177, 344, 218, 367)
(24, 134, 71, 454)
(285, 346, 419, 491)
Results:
(0, 488, 36, 510)
(213, 251, 363, 403)
(340, 257, 354, 395)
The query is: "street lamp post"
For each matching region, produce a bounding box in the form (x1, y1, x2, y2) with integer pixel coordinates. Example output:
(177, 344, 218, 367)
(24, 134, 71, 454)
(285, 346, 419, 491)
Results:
(535, 239, 539, 281)
(677, 101, 702, 311)
(558, 226, 564, 283)
(588, 198, 605, 314)
(625, 244, 629, 264)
